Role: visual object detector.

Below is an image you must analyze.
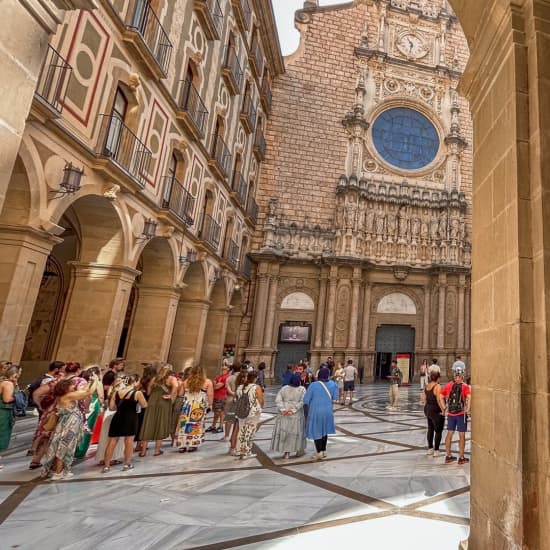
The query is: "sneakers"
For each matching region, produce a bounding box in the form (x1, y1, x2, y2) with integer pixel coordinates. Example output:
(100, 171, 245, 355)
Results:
(282, 452, 290, 460)
(50, 472, 64, 481)
(240, 452, 257, 460)
(427, 448, 434, 456)
(458, 456, 470, 465)
(63, 471, 74, 479)
(229, 448, 240, 456)
(205, 426, 215, 433)
(215, 427, 224, 433)
(313, 452, 325, 461)
(322, 451, 327, 458)
(433, 450, 441, 458)
(220, 435, 229, 442)
(101, 467, 110, 474)
(122, 463, 135, 471)
(445, 455, 457, 464)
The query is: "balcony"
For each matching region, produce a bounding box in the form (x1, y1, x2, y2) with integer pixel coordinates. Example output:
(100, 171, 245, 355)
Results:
(193, 0, 224, 41)
(95, 113, 152, 188)
(123, 0, 173, 79)
(209, 133, 232, 180)
(246, 197, 258, 225)
(239, 95, 257, 134)
(253, 128, 266, 161)
(232, 172, 248, 207)
(32, 45, 72, 120)
(200, 213, 221, 250)
(249, 35, 264, 78)
(222, 46, 243, 95)
(260, 77, 272, 114)
(227, 239, 240, 269)
(176, 79, 208, 140)
(242, 255, 253, 279)
(161, 176, 195, 225)
(231, 0, 252, 33)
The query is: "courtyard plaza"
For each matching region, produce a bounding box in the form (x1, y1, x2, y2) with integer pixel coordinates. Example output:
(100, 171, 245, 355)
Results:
(0, 383, 470, 549)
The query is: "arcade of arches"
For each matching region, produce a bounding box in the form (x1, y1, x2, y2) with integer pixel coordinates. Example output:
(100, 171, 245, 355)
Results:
(0, 0, 549, 548)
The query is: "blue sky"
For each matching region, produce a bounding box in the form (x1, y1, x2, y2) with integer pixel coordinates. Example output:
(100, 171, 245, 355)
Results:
(273, 1, 343, 56)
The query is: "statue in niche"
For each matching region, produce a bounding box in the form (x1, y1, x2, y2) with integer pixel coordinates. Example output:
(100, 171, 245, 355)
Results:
(336, 195, 345, 229)
(299, 232, 310, 251)
(398, 207, 409, 240)
(438, 210, 448, 241)
(411, 216, 421, 240)
(358, 202, 366, 232)
(267, 198, 278, 224)
(375, 205, 386, 236)
(387, 208, 397, 239)
(430, 214, 439, 241)
(366, 207, 376, 233)
(421, 212, 430, 240)
(459, 219, 466, 241)
(345, 205, 356, 230)
(450, 216, 460, 240)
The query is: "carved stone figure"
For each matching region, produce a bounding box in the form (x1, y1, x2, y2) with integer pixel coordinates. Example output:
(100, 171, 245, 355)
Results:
(375, 206, 386, 235)
(411, 216, 421, 239)
(345, 205, 356, 230)
(398, 208, 409, 239)
(438, 211, 448, 240)
(387, 210, 397, 238)
(366, 208, 376, 233)
(430, 215, 439, 241)
(450, 216, 460, 240)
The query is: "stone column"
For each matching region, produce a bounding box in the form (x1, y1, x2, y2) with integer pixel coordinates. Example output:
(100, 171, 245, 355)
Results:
(457, 274, 466, 350)
(125, 285, 180, 367)
(201, 306, 230, 377)
(347, 266, 362, 349)
(422, 284, 431, 350)
(0, 0, 96, 212)
(0, 225, 61, 361)
(464, 285, 470, 351)
(314, 270, 328, 349)
(323, 265, 338, 348)
(263, 269, 280, 349)
(168, 299, 210, 371)
(436, 272, 446, 350)
(55, 263, 139, 365)
(250, 263, 270, 347)
(360, 281, 372, 351)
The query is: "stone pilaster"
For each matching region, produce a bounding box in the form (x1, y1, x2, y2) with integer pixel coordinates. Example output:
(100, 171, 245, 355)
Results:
(263, 268, 280, 348)
(0, 225, 61, 361)
(250, 263, 270, 347)
(347, 266, 362, 350)
(55, 262, 139, 365)
(314, 269, 328, 349)
(457, 274, 466, 350)
(436, 272, 447, 351)
(323, 265, 338, 348)
(422, 284, 431, 350)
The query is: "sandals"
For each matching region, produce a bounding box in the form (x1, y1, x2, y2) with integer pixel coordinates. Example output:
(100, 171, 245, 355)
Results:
(139, 451, 146, 457)
(153, 450, 164, 456)
(29, 462, 41, 470)
(178, 447, 187, 453)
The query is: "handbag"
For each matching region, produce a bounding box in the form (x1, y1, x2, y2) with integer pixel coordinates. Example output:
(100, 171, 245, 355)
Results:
(43, 410, 58, 432)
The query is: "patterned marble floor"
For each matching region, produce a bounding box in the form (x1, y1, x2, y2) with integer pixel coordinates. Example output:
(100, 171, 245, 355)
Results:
(0, 384, 470, 550)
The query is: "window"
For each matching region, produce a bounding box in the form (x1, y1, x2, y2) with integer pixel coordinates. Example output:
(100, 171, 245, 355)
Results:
(104, 87, 128, 157)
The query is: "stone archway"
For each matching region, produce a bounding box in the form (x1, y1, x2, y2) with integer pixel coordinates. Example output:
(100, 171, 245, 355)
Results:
(124, 237, 178, 367)
(168, 261, 208, 372)
(444, 1, 548, 548)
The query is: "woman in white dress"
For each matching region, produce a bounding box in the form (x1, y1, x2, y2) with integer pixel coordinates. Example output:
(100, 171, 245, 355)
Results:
(271, 373, 306, 459)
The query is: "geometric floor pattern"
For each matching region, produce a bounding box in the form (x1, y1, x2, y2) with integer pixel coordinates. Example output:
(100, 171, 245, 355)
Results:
(0, 384, 469, 549)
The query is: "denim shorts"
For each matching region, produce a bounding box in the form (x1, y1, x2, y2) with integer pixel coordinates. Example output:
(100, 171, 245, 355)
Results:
(343, 381, 355, 392)
(447, 413, 467, 432)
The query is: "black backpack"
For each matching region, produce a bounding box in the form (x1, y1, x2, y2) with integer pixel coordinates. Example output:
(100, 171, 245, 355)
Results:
(448, 382, 465, 414)
(234, 387, 252, 419)
(26, 375, 47, 408)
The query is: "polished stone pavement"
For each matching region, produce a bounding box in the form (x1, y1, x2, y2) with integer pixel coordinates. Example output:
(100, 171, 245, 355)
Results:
(0, 384, 470, 549)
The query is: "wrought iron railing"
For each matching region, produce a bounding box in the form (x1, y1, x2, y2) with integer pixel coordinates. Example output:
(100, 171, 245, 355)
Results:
(97, 113, 152, 186)
(223, 45, 243, 91)
(239, 0, 252, 29)
(242, 255, 253, 279)
(35, 44, 72, 114)
(234, 172, 248, 206)
(210, 133, 232, 178)
(227, 239, 240, 268)
(179, 79, 209, 136)
(127, 0, 173, 75)
(250, 35, 264, 76)
(253, 128, 266, 160)
(161, 175, 195, 224)
(240, 95, 257, 132)
(206, 0, 224, 36)
(200, 213, 221, 249)
(247, 197, 258, 224)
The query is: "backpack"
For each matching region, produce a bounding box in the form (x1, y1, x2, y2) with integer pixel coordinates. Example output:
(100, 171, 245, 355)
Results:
(14, 390, 28, 417)
(448, 382, 465, 414)
(234, 386, 252, 419)
(26, 375, 47, 408)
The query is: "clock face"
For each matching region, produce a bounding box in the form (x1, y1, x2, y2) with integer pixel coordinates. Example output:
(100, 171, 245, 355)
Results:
(397, 34, 428, 59)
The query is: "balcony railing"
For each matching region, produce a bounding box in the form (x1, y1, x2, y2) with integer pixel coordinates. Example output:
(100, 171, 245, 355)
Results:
(227, 239, 240, 268)
(193, 0, 224, 40)
(233, 172, 248, 206)
(126, 0, 173, 76)
(222, 46, 243, 95)
(260, 77, 272, 114)
(246, 198, 258, 225)
(96, 113, 152, 186)
(209, 133, 232, 179)
(34, 44, 72, 115)
(232, 0, 252, 32)
(249, 35, 264, 77)
(161, 176, 195, 224)
(178, 79, 208, 137)
(239, 95, 257, 134)
(242, 255, 253, 279)
(253, 128, 266, 161)
(200, 213, 221, 249)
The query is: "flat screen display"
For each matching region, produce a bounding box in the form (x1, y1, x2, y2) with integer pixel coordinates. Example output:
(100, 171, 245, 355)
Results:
(280, 325, 310, 343)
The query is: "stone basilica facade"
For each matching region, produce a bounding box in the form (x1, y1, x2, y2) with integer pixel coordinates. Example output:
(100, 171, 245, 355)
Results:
(246, 0, 472, 381)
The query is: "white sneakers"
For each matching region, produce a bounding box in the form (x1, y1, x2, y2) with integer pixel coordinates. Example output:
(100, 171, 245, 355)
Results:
(50, 471, 74, 481)
(240, 452, 257, 460)
(427, 449, 441, 458)
(433, 450, 441, 458)
(427, 448, 434, 456)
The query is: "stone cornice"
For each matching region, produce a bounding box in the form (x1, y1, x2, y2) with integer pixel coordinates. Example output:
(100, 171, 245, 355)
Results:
(252, 0, 285, 76)
(20, 0, 97, 34)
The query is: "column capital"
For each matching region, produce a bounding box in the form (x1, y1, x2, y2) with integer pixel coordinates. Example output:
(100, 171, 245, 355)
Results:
(68, 262, 140, 283)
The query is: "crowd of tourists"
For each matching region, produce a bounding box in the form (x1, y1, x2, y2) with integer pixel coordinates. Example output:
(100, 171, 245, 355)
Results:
(0, 354, 470, 475)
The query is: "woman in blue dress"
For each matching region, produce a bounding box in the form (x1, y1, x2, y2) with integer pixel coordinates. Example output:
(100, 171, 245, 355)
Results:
(303, 366, 338, 460)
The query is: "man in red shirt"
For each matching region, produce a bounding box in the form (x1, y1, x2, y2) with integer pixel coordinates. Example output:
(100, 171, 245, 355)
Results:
(438, 367, 471, 465)
(206, 364, 230, 433)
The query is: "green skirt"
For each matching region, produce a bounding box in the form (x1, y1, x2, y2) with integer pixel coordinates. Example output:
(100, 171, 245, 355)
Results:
(75, 396, 101, 458)
(0, 405, 14, 452)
